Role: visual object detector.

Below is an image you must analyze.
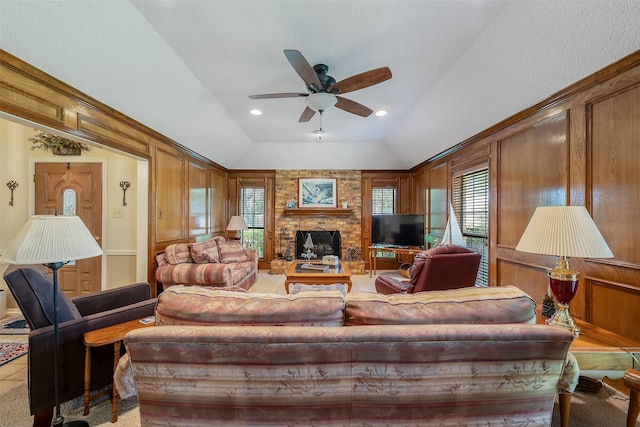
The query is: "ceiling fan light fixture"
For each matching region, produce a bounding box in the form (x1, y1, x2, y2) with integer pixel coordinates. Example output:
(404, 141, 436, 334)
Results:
(375, 110, 387, 117)
(306, 93, 337, 112)
(313, 130, 323, 143)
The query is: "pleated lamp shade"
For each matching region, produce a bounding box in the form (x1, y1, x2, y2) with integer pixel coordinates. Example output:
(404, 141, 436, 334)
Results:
(226, 215, 248, 231)
(2, 215, 103, 264)
(515, 206, 613, 259)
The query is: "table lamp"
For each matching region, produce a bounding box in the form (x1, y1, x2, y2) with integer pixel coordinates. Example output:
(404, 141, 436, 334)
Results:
(226, 215, 247, 241)
(516, 206, 613, 336)
(2, 214, 102, 427)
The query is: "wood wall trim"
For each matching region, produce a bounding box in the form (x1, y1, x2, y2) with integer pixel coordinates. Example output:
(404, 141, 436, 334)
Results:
(0, 49, 230, 295)
(0, 49, 225, 169)
(411, 49, 640, 170)
(413, 50, 640, 341)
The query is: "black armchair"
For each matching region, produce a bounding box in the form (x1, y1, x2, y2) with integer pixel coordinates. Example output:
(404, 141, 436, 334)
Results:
(3, 264, 156, 424)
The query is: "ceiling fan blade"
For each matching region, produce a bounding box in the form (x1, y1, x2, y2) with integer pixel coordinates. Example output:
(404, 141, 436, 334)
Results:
(330, 67, 392, 94)
(284, 49, 323, 92)
(249, 93, 308, 99)
(298, 106, 316, 122)
(335, 96, 373, 117)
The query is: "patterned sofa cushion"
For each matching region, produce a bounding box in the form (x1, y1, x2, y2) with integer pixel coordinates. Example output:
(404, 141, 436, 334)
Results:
(156, 285, 345, 326)
(164, 243, 193, 264)
(155, 262, 233, 287)
(189, 239, 220, 263)
(344, 285, 536, 325)
(218, 240, 249, 263)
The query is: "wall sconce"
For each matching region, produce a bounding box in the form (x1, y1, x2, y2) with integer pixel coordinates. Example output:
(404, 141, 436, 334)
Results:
(119, 181, 130, 206)
(6, 180, 18, 206)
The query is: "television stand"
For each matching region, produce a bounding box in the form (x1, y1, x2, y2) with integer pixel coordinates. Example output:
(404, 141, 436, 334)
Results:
(368, 245, 424, 278)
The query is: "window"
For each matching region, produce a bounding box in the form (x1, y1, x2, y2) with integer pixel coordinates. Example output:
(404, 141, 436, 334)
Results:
(189, 188, 207, 235)
(371, 187, 396, 258)
(452, 168, 489, 287)
(240, 187, 265, 258)
(371, 187, 396, 215)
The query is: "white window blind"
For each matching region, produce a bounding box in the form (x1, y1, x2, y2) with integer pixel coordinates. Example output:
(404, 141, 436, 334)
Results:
(240, 187, 265, 257)
(372, 188, 396, 214)
(371, 187, 397, 258)
(452, 168, 489, 287)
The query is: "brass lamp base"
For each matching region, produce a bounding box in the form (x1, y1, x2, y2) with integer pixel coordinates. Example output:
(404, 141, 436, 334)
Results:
(546, 256, 580, 337)
(546, 302, 580, 336)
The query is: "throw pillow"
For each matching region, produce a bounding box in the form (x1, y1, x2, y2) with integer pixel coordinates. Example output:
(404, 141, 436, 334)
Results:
(217, 241, 249, 263)
(164, 243, 193, 264)
(190, 239, 220, 263)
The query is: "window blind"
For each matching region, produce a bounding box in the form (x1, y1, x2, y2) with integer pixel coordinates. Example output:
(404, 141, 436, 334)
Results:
(371, 187, 396, 215)
(452, 168, 489, 287)
(240, 187, 265, 257)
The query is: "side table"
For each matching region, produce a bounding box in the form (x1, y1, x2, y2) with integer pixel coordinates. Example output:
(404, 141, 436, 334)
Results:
(83, 317, 154, 422)
(537, 311, 640, 427)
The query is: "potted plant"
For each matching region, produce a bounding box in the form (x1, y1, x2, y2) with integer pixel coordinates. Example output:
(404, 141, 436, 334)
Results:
(29, 130, 90, 155)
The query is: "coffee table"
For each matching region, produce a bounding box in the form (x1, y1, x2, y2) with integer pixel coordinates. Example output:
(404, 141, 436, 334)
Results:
(284, 261, 352, 293)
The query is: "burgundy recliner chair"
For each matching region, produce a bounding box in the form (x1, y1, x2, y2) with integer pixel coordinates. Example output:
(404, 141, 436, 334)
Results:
(374, 244, 481, 294)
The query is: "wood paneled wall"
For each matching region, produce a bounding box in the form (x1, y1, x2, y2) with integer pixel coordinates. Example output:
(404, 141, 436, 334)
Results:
(4, 47, 638, 338)
(411, 50, 640, 341)
(0, 50, 229, 295)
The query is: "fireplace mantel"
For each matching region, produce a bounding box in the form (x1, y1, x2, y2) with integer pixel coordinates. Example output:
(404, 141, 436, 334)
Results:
(283, 208, 352, 216)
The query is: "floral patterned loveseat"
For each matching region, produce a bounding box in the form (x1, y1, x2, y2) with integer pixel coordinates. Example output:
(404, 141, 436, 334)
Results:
(155, 236, 258, 291)
(124, 285, 579, 426)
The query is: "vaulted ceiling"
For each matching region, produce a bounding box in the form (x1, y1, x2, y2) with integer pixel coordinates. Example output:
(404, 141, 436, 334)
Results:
(1, 1, 639, 170)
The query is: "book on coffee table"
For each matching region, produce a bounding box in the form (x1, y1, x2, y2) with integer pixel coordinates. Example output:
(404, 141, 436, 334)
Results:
(299, 263, 330, 272)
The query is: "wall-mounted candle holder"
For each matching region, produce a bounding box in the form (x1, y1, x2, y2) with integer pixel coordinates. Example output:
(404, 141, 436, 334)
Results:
(120, 181, 131, 206)
(6, 180, 18, 206)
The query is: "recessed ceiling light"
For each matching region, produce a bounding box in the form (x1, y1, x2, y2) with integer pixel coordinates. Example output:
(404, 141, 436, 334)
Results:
(250, 109, 262, 116)
(375, 110, 387, 117)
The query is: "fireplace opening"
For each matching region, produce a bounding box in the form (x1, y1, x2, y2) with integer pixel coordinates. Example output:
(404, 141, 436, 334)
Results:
(295, 229, 341, 260)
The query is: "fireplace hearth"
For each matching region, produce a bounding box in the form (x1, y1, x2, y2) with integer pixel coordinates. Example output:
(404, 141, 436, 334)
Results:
(295, 229, 341, 260)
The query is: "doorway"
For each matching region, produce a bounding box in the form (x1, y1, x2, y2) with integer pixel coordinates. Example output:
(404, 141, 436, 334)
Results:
(34, 162, 102, 296)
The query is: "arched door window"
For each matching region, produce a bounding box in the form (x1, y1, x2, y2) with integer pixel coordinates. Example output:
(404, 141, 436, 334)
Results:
(62, 188, 76, 216)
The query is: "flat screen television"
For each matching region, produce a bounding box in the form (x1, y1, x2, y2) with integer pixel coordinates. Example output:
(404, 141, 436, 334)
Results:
(371, 214, 425, 248)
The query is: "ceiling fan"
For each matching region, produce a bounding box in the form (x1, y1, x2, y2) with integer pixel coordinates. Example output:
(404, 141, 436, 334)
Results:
(249, 49, 392, 122)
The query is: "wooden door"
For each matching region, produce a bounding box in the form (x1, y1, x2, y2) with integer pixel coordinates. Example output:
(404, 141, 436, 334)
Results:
(35, 162, 102, 296)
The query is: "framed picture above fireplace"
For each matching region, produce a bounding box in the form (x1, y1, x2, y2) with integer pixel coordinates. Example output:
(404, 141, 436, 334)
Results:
(299, 178, 337, 208)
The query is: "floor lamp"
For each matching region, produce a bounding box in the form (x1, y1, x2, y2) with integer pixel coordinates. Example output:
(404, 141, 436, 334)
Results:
(515, 206, 613, 336)
(2, 215, 103, 427)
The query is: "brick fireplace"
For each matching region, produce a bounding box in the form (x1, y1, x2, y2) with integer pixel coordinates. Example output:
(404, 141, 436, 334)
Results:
(271, 170, 365, 274)
(295, 229, 341, 260)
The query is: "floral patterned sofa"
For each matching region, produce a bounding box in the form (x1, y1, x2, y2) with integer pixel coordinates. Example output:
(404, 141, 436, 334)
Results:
(155, 236, 258, 291)
(124, 285, 579, 426)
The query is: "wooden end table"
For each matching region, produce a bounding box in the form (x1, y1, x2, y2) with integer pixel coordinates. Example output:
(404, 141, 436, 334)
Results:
(83, 317, 154, 422)
(368, 245, 422, 277)
(537, 311, 640, 379)
(537, 311, 640, 427)
(284, 261, 352, 293)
